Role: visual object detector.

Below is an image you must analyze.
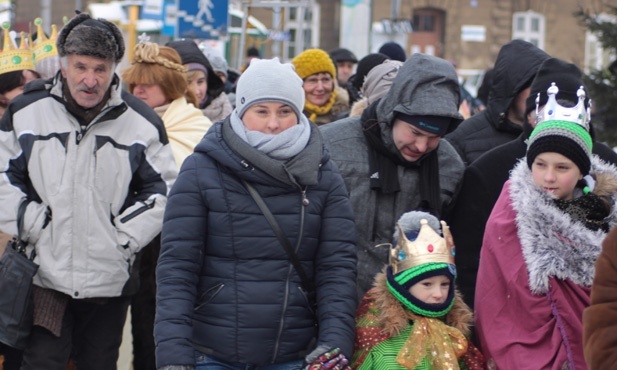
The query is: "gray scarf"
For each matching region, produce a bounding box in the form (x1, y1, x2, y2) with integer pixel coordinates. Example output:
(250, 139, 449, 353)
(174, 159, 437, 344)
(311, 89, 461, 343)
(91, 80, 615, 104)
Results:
(230, 110, 311, 160)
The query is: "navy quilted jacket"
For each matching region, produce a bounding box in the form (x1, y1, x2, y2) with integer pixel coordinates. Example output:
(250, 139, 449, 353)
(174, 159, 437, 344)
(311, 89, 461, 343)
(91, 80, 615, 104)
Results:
(155, 119, 358, 368)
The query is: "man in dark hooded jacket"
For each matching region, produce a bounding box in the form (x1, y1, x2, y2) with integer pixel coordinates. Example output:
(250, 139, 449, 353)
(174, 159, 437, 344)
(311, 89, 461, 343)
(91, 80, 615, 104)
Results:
(449, 57, 617, 310)
(445, 40, 549, 165)
(320, 54, 465, 297)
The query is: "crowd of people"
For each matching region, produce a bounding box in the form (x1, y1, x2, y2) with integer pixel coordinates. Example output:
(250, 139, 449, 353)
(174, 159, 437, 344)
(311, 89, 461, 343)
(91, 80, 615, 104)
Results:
(1, 11, 616, 370)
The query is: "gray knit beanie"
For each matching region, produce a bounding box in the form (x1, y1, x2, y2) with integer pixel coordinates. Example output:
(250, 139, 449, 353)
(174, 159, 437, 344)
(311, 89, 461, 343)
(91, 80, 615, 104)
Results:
(236, 57, 305, 118)
(362, 60, 403, 105)
(207, 53, 228, 78)
(201, 47, 229, 78)
(57, 12, 125, 63)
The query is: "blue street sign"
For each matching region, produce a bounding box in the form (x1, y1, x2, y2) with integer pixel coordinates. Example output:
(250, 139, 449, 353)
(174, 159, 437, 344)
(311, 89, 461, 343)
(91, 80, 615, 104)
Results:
(177, 0, 228, 39)
(162, 0, 177, 36)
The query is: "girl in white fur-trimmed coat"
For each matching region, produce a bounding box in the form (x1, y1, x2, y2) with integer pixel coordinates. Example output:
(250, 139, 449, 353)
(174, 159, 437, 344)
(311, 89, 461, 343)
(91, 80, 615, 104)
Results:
(474, 94, 617, 370)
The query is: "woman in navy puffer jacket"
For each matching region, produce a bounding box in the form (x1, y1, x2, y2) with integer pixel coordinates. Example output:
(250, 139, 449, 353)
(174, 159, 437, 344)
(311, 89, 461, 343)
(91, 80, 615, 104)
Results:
(155, 58, 358, 370)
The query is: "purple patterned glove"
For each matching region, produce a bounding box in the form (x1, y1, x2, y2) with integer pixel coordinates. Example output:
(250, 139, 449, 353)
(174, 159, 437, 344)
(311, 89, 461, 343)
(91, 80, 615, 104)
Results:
(305, 347, 351, 370)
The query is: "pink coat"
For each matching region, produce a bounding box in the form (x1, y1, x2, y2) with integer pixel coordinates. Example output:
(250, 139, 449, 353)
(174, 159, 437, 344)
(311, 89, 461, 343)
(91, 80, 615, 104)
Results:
(475, 180, 590, 370)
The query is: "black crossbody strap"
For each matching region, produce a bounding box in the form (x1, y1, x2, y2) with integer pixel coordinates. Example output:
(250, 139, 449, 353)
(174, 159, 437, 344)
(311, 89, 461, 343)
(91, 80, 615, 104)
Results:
(241, 180, 316, 297)
(17, 200, 27, 241)
(15, 200, 35, 260)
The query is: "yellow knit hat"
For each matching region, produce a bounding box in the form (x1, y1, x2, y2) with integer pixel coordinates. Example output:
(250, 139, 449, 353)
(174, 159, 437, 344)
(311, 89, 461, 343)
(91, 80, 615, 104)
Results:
(291, 48, 336, 80)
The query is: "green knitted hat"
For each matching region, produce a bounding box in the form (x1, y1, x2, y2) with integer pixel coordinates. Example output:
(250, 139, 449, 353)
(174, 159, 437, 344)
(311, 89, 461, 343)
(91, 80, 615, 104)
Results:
(527, 120, 593, 175)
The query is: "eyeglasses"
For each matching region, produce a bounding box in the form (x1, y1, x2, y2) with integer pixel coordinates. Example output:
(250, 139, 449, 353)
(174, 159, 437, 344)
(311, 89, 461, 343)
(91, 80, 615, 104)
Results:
(304, 75, 333, 88)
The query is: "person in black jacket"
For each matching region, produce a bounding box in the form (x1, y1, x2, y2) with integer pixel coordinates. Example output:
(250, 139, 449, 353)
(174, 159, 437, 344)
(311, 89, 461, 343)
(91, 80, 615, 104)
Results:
(445, 40, 549, 165)
(449, 57, 617, 311)
(154, 58, 357, 370)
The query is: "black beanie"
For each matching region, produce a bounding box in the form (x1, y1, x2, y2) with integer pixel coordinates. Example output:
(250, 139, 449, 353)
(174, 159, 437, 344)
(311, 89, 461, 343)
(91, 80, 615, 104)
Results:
(378, 41, 406, 62)
(247, 46, 260, 58)
(351, 53, 389, 91)
(396, 113, 453, 137)
(329, 48, 358, 63)
(527, 135, 591, 175)
(525, 58, 586, 117)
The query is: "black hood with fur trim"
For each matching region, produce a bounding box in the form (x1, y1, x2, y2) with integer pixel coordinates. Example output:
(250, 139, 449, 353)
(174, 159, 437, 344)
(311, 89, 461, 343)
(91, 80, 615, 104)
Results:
(167, 40, 225, 99)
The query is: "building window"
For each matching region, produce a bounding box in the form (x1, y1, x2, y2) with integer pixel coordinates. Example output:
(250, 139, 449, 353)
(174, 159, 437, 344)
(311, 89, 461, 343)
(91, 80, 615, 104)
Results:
(287, 45, 296, 59)
(516, 17, 525, 32)
(413, 14, 435, 32)
(512, 10, 545, 50)
(282, 4, 320, 61)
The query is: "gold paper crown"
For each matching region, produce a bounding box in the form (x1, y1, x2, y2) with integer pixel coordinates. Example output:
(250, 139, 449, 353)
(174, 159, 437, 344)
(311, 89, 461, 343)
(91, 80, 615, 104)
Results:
(32, 18, 58, 64)
(1, 22, 35, 75)
(535, 83, 591, 131)
(389, 219, 455, 274)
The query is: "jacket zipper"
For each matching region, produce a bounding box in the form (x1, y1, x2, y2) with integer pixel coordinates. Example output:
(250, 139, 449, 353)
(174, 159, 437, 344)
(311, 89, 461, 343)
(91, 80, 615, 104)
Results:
(120, 199, 156, 223)
(272, 187, 308, 362)
(194, 283, 225, 311)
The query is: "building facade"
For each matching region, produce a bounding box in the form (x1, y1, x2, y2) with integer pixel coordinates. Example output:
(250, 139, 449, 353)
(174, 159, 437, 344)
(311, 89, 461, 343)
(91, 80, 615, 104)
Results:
(10, 0, 617, 77)
(369, 0, 616, 77)
(242, 0, 617, 79)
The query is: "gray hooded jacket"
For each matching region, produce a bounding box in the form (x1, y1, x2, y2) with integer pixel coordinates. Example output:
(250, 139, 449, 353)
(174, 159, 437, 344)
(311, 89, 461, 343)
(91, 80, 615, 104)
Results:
(320, 54, 465, 296)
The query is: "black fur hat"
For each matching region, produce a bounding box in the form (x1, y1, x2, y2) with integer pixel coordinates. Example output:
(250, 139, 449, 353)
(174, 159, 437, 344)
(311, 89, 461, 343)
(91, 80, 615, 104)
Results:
(57, 12, 125, 63)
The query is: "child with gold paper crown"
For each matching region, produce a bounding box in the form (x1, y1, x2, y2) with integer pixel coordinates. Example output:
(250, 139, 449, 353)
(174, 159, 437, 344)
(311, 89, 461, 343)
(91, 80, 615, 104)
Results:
(351, 211, 485, 369)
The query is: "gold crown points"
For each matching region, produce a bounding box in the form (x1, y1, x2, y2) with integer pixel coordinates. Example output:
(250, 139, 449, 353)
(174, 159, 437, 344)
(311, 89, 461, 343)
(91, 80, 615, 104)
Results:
(390, 219, 456, 274)
(535, 83, 591, 131)
(32, 18, 58, 63)
(1, 23, 35, 74)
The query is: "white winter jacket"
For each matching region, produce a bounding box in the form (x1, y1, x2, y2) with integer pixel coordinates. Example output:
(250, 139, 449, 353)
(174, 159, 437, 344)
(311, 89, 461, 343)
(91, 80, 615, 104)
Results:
(0, 74, 177, 298)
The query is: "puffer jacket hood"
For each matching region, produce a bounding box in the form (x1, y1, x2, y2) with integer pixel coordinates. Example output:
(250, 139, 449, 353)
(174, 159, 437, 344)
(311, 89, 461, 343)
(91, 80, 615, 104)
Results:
(485, 40, 549, 131)
(376, 53, 464, 128)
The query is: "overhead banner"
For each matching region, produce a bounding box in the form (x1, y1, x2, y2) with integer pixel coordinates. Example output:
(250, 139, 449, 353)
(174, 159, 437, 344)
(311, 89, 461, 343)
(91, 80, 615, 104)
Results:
(341, 0, 371, 57)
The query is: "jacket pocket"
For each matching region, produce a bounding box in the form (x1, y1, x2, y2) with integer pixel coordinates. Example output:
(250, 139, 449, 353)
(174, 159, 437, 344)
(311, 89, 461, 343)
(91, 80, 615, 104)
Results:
(93, 138, 131, 204)
(119, 199, 156, 223)
(194, 283, 224, 311)
(298, 285, 316, 316)
(29, 137, 68, 196)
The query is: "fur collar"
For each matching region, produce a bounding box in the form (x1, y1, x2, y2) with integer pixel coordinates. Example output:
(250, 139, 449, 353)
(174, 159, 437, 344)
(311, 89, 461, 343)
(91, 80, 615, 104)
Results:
(509, 156, 617, 294)
(370, 270, 473, 338)
(349, 97, 368, 117)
